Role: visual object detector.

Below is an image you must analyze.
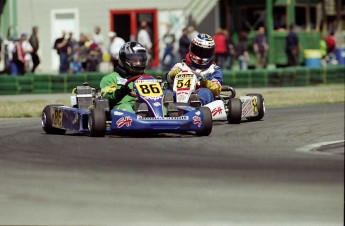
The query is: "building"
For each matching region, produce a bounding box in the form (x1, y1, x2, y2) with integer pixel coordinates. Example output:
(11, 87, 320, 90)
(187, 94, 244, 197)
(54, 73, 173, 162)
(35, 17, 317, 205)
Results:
(0, 0, 220, 72)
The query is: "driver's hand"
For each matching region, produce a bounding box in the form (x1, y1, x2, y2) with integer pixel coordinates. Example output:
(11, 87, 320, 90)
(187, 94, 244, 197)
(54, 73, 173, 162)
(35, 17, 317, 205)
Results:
(118, 85, 131, 96)
(168, 67, 182, 80)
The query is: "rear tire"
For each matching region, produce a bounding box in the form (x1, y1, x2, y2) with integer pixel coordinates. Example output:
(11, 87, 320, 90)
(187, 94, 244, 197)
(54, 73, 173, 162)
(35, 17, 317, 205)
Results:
(227, 98, 242, 124)
(195, 107, 212, 136)
(88, 108, 106, 137)
(41, 105, 66, 135)
(246, 93, 265, 121)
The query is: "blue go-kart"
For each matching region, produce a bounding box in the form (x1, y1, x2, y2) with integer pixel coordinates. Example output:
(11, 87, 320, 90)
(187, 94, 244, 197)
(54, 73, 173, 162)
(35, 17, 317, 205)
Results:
(41, 75, 213, 137)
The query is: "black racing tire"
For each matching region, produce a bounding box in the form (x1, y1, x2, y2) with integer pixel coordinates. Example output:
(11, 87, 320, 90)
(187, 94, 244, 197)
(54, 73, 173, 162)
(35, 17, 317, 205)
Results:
(227, 98, 242, 124)
(41, 105, 66, 135)
(246, 93, 265, 121)
(195, 107, 213, 136)
(88, 108, 106, 137)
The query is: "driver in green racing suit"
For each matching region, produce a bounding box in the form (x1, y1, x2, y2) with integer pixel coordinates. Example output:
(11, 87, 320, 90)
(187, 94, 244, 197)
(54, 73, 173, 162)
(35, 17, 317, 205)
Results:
(100, 42, 148, 113)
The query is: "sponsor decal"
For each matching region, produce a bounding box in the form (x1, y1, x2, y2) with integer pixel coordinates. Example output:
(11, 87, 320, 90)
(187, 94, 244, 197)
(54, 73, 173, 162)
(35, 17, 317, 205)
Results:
(153, 102, 162, 107)
(139, 116, 188, 120)
(195, 111, 201, 116)
(114, 111, 124, 116)
(242, 100, 252, 117)
(116, 116, 132, 128)
(211, 106, 222, 116)
(193, 116, 202, 128)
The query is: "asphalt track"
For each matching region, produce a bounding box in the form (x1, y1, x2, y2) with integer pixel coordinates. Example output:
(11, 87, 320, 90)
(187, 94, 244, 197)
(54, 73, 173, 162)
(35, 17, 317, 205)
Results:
(0, 104, 344, 225)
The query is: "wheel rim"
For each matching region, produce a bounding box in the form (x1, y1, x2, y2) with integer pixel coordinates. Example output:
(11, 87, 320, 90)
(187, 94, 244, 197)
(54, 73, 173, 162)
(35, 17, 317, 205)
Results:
(41, 112, 47, 128)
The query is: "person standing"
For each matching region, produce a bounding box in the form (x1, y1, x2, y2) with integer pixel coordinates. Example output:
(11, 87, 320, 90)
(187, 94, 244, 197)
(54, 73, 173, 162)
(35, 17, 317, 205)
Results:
(286, 24, 300, 66)
(235, 31, 250, 70)
(178, 27, 190, 62)
(137, 20, 153, 67)
(108, 31, 125, 71)
(53, 31, 71, 73)
(253, 26, 268, 69)
(92, 26, 104, 51)
(213, 28, 228, 69)
(161, 24, 176, 70)
(29, 26, 40, 73)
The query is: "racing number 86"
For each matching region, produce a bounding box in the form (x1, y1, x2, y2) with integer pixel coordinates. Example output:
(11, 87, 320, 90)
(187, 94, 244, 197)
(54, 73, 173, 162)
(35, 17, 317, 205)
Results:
(138, 83, 162, 96)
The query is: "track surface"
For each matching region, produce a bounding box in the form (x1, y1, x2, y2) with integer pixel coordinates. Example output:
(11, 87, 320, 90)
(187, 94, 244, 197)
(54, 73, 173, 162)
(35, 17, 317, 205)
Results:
(0, 104, 344, 225)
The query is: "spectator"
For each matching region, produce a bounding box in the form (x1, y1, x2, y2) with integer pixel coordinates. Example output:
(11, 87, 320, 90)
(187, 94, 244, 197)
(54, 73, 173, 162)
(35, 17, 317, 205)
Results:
(68, 32, 81, 73)
(53, 31, 72, 73)
(86, 40, 102, 72)
(7, 36, 20, 75)
(92, 26, 104, 51)
(29, 26, 40, 73)
(223, 29, 235, 70)
(253, 26, 268, 69)
(325, 31, 337, 65)
(213, 28, 228, 69)
(108, 31, 125, 72)
(21, 33, 34, 74)
(286, 24, 300, 66)
(78, 33, 89, 72)
(137, 20, 153, 67)
(178, 27, 190, 62)
(235, 31, 250, 70)
(188, 25, 199, 40)
(161, 24, 176, 70)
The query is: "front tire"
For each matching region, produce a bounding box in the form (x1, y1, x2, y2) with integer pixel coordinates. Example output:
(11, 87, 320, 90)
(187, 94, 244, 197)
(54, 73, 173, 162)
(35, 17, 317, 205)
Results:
(227, 98, 242, 124)
(246, 93, 265, 121)
(195, 107, 212, 136)
(88, 108, 106, 137)
(41, 105, 66, 135)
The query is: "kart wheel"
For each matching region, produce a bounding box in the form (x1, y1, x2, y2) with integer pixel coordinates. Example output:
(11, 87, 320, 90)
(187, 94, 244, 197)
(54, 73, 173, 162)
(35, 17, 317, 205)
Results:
(227, 98, 242, 124)
(246, 93, 265, 121)
(88, 108, 106, 137)
(195, 107, 212, 136)
(41, 105, 66, 135)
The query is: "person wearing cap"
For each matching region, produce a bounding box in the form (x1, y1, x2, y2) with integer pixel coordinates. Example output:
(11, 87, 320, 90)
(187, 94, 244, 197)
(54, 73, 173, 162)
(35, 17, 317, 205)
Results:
(108, 31, 125, 71)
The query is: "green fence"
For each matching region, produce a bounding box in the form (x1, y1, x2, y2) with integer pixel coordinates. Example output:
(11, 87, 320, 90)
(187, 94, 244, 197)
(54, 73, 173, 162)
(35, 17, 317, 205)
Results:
(0, 66, 344, 95)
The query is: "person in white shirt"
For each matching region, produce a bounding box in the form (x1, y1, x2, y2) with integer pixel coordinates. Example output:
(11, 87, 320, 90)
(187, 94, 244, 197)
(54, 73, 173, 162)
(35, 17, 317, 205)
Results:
(92, 26, 104, 51)
(137, 21, 152, 68)
(108, 31, 125, 71)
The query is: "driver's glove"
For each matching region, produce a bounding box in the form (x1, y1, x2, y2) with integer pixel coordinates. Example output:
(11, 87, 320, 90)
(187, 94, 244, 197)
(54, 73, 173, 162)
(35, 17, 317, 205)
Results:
(167, 67, 182, 80)
(199, 78, 222, 96)
(115, 85, 131, 97)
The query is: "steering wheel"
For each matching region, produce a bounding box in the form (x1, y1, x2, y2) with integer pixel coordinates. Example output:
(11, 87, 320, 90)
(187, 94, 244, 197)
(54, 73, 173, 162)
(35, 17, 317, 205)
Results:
(124, 75, 143, 97)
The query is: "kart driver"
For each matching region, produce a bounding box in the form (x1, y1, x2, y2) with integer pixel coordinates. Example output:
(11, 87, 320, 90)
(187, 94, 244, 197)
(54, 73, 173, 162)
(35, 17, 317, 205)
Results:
(100, 41, 148, 113)
(166, 33, 223, 105)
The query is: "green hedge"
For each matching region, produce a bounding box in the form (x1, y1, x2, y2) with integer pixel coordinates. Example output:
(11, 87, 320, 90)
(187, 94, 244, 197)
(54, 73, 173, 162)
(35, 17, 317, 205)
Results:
(0, 66, 344, 95)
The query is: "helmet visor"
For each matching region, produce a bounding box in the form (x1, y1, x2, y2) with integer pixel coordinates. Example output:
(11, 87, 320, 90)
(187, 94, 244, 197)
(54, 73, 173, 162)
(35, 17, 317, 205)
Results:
(126, 53, 147, 68)
(190, 43, 214, 58)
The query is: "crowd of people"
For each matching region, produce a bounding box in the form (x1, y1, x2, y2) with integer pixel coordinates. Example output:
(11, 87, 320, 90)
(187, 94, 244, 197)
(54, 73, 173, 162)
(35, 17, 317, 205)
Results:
(0, 23, 339, 76)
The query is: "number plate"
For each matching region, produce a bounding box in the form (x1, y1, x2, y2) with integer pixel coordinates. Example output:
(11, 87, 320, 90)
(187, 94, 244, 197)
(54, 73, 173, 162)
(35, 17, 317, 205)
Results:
(135, 82, 163, 97)
(174, 74, 196, 91)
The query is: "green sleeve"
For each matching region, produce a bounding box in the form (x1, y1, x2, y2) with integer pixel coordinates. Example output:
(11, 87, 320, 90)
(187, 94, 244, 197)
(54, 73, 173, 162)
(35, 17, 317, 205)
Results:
(100, 72, 119, 100)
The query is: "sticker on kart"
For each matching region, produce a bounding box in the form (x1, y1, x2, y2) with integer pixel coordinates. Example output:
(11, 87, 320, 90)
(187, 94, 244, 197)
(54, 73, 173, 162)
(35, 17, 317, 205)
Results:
(135, 82, 162, 97)
(52, 108, 63, 128)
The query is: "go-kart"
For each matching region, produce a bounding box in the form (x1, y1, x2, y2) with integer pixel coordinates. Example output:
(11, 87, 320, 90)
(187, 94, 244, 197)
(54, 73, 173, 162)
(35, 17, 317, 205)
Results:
(41, 75, 213, 137)
(169, 65, 265, 124)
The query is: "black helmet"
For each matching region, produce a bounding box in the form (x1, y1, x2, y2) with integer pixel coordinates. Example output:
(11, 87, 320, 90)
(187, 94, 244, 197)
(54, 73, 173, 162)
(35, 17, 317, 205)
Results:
(119, 42, 148, 75)
(189, 33, 215, 68)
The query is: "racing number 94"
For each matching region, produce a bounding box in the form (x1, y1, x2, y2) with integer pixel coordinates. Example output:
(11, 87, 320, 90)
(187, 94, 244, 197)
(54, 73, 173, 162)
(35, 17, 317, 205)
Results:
(251, 97, 258, 114)
(53, 108, 63, 128)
